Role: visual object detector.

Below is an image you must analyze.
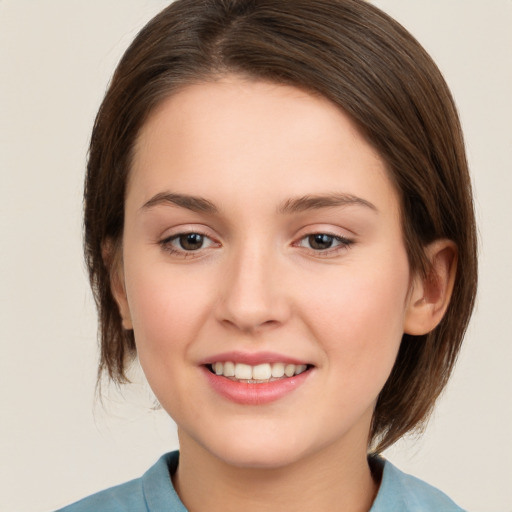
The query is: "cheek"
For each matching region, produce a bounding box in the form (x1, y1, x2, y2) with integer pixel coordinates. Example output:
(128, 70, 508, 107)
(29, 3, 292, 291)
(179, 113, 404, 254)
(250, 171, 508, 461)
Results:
(123, 262, 214, 367)
(300, 254, 410, 385)
(122, 263, 219, 416)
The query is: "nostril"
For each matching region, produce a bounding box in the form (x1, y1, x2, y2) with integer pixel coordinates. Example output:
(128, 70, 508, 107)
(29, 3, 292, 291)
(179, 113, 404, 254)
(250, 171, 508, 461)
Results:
(220, 317, 281, 334)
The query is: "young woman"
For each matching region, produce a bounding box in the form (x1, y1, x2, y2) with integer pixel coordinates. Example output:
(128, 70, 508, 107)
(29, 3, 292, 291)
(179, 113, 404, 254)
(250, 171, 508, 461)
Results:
(57, 0, 477, 510)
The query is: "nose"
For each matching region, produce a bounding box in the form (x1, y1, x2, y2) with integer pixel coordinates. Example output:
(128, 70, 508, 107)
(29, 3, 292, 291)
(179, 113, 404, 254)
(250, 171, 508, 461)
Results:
(216, 239, 290, 333)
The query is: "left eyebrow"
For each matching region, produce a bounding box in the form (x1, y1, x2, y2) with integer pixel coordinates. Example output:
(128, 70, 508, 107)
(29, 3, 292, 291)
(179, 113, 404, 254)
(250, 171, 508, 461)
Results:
(141, 192, 218, 214)
(278, 193, 378, 214)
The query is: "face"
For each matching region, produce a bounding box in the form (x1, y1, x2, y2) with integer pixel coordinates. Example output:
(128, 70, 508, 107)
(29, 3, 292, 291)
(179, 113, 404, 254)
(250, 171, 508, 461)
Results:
(116, 76, 416, 469)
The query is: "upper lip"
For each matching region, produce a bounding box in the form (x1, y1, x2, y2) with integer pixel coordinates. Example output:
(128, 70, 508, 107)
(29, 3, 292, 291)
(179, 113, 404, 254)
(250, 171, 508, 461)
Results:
(199, 351, 311, 366)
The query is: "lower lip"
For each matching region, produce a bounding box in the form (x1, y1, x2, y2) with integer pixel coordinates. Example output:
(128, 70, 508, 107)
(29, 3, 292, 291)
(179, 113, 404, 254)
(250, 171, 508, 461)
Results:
(202, 366, 312, 405)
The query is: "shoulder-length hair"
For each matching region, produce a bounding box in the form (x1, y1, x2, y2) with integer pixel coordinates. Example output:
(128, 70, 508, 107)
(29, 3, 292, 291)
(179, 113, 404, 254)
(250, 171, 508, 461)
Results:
(84, 0, 477, 452)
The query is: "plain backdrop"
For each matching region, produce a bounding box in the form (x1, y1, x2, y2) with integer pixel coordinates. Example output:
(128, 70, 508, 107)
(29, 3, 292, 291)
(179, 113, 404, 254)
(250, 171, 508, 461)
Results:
(1, 1, 511, 511)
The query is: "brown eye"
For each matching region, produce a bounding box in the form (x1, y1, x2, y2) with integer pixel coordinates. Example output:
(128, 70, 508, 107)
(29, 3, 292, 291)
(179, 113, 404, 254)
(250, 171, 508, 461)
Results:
(160, 231, 219, 256)
(178, 233, 205, 250)
(308, 234, 335, 250)
(295, 232, 353, 255)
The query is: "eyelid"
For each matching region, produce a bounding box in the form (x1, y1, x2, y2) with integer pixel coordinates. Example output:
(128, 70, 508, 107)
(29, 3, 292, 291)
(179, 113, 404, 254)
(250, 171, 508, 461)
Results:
(296, 233, 353, 248)
(158, 223, 217, 242)
(292, 226, 355, 257)
(158, 225, 221, 257)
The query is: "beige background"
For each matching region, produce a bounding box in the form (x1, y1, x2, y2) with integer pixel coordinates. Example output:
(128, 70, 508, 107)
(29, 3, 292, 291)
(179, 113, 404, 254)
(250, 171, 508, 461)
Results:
(1, 1, 511, 511)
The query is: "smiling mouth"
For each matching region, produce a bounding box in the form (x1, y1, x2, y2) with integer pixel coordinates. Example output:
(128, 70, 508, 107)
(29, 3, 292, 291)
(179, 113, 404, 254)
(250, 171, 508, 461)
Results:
(207, 362, 311, 383)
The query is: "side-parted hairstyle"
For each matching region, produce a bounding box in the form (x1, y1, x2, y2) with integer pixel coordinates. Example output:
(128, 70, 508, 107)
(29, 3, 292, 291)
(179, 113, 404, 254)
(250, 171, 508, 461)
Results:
(84, 0, 477, 452)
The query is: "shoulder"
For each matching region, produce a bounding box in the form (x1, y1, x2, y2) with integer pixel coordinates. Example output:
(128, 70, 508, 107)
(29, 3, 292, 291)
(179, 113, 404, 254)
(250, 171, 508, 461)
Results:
(54, 478, 144, 512)
(370, 457, 466, 512)
(54, 452, 183, 512)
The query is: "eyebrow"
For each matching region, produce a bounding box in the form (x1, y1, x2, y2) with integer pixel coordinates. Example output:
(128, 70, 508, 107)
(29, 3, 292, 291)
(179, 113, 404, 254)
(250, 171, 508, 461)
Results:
(141, 192, 218, 213)
(140, 191, 377, 216)
(278, 193, 378, 214)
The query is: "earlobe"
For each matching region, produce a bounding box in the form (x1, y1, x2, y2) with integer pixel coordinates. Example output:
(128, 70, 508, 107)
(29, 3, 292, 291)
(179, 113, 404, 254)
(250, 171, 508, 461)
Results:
(102, 239, 133, 330)
(404, 240, 457, 336)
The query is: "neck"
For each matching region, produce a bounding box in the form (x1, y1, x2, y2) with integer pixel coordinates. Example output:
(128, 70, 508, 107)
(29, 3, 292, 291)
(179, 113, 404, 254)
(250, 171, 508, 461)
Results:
(173, 430, 378, 512)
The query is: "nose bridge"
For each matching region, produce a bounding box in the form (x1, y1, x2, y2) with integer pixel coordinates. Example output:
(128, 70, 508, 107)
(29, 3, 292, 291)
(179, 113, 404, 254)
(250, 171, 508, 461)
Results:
(217, 235, 287, 332)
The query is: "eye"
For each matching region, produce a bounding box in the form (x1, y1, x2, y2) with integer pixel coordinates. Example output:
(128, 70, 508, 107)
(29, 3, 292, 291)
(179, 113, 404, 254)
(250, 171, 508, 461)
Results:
(296, 233, 353, 252)
(160, 232, 219, 255)
(175, 233, 206, 251)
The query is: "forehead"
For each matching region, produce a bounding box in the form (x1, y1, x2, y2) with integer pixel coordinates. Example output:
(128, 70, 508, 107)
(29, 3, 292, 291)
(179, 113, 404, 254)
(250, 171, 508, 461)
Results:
(134, 76, 377, 161)
(129, 76, 399, 218)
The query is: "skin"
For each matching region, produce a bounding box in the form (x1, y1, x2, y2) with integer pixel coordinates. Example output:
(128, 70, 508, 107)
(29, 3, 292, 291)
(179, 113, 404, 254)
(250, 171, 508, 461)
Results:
(112, 76, 455, 512)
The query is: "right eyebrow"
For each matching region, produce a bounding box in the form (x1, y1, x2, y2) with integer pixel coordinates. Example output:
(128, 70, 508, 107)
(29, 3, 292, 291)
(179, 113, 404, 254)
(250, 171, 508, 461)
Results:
(140, 192, 219, 214)
(278, 193, 378, 215)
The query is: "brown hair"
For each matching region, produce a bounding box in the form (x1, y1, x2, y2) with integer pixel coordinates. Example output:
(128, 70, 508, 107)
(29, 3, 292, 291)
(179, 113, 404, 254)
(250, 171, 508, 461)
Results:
(84, 0, 477, 452)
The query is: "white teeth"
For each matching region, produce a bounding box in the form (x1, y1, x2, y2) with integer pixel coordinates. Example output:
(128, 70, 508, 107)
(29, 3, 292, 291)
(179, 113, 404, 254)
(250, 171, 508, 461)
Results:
(284, 364, 296, 377)
(211, 361, 309, 381)
(214, 362, 223, 375)
(271, 362, 285, 378)
(223, 361, 235, 377)
(252, 363, 272, 380)
(234, 363, 252, 380)
(295, 364, 307, 375)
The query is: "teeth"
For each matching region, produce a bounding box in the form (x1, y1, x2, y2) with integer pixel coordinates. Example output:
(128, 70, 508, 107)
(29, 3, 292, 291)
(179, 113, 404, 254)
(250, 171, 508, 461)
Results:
(223, 361, 235, 377)
(271, 362, 285, 378)
(210, 361, 308, 381)
(252, 363, 271, 380)
(284, 364, 295, 377)
(295, 364, 307, 375)
(234, 363, 252, 380)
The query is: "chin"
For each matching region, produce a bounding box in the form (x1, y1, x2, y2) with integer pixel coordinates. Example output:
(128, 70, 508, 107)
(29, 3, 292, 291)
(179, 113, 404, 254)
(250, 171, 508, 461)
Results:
(215, 443, 306, 470)
(199, 425, 314, 470)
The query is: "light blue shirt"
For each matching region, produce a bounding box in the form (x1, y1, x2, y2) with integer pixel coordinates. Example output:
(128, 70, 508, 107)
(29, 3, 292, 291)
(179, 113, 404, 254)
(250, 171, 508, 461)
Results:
(55, 451, 465, 511)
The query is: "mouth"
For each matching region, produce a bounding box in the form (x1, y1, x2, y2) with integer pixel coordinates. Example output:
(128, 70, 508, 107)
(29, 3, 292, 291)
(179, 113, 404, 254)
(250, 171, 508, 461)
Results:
(206, 361, 312, 383)
(201, 352, 314, 404)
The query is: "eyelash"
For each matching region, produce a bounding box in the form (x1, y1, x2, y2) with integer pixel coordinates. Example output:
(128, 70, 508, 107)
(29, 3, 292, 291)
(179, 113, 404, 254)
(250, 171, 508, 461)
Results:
(158, 232, 354, 258)
(294, 233, 354, 256)
(159, 231, 219, 257)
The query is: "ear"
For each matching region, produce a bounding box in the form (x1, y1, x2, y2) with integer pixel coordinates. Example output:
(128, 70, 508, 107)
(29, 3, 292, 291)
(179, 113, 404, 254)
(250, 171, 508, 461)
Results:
(404, 239, 457, 336)
(102, 239, 133, 330)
